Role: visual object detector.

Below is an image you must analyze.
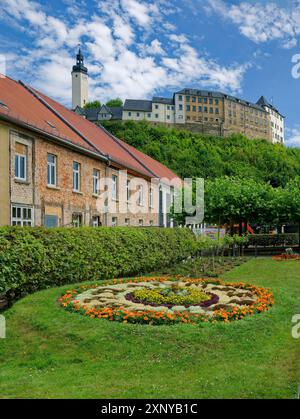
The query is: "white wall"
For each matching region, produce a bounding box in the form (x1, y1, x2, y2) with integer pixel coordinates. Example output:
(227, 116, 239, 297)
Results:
(174, 93, 185, 124)
(72, 72, 89, 109)
(265, 108, 285, 144)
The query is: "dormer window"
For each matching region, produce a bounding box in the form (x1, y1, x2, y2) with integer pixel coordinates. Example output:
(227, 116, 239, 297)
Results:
(0, 100, 9, 110)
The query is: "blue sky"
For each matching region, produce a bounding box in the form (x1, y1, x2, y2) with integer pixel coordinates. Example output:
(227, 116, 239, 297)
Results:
(0, 0, 300, 145)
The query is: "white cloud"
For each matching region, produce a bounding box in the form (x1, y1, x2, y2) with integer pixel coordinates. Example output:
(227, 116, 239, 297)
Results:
(285, 125, 300, 147)
(0, 0, 250, 105)
(206, 0, 300, 49)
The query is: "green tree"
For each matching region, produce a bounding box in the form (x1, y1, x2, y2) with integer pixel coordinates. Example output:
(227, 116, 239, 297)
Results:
(106, 98, 123, 107)
(84, 100, 101, 109)
(101, 120, 300, 186)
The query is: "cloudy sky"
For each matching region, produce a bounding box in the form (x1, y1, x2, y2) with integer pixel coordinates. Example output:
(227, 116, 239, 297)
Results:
(0, 0, 300, 145)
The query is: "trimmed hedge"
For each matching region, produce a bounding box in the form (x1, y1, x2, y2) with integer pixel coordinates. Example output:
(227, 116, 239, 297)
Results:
(0, 227, 197, 301)
(247, 233, 299, 247)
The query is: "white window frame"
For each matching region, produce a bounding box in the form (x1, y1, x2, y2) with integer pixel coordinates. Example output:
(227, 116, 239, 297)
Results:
(11, 205, 34, 226)
(92, 216, 101, 227)
(138, 185, 144, 206)
(93, 169, 100, 195)
(112, 175, 118, 201)
(73, 161, 81, 192)
(126, 179, 130, 202)
(15, 153, 27, 181)
(72, 213, 82, 228)
(112, 217, 118, 227)
(47, 153, 57, 187)
(149, 187, 154, 208)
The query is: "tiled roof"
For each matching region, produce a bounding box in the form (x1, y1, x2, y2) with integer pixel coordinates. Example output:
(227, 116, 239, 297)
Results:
(76, 105, 123, 121)
(256, 96, 283, 116)
(0, 74, 178, 181)
(152, 97, 174, 105)
(123, 99, 152, 112)
(0, 76, 98, 153)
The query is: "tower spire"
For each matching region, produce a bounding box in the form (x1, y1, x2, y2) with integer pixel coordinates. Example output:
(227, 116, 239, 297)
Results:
(71, 46, 89, 109)
(72, 45, 88, 75)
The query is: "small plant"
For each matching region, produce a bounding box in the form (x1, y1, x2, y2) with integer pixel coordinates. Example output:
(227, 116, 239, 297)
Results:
(131, 286, 210, 306)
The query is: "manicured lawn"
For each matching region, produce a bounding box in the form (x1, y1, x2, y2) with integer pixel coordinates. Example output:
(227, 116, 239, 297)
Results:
(0, 258, 299, 399)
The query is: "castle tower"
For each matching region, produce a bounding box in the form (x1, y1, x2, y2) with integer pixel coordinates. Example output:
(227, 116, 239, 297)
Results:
(72, 47, 89, 109)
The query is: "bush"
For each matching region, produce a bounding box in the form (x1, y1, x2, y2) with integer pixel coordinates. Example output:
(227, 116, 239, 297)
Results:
(0, 227, 197, 301)
(247, 233, 298, 247)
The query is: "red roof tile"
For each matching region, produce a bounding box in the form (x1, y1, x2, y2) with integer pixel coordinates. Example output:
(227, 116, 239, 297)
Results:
(0, 76, 97, 153)
(0, 74, 180, 181)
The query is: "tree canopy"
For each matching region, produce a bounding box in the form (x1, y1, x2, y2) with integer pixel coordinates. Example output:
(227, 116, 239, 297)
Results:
(106, 98, 123, 107)
(102, 120, 300, 187)
(84, 100, 101, 109)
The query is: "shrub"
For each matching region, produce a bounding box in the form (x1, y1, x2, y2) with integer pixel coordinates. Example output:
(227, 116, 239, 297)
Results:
(247, 233, 298, 247)
(0, 227, 197, 302)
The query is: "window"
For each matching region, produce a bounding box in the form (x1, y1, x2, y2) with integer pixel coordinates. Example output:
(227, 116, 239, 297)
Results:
(155, 114, 159, 118)
(139, 219, 144, 227)
(47, 154, 57, 186)
(179, 104, 183, 111)
(186, 105, 190, 111)
(11, 205, 33, 226)
(147, 113, 151, 118)
(192, 106, 196, 112)
(149, 220, 154, 227)
(198, 106, 202, 112)
(15, 150, 27, 181)
(126, 179, 130, 202)
(138, 185, 144, 206)
(112, 175, 118, 200)
(44, 215, 58, 228)
(73, 161, 81, 192)
(92, 216, 101, 227)
(155, 104, 159, 109)
(167, 115, 170, 120)
(198, 97, 202, 103)
(215, 99, 219, 105)
(209, 107, 213, 113)
(128, 112, 132, 116)
(204, 107, 208, 113)
(167, 105, 170, 110)
(72, 213, 82, 228)
(93, 169, 100, 195)
(112, 217, 118, 227)
(136, 112, 140, 117)
(203, 98, 207, 104)
(192, 97, 196, 102)
(215, 108, 219, 114)
(178, 95, 183, 101)
(149, 187, 154, 208)
(209, 98, 213, 104)
(125, 218, 130, 226)
(186, 96, 190, 102)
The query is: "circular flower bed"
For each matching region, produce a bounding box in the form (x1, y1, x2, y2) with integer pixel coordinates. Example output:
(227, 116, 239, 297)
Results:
(59, 277, 274, 325)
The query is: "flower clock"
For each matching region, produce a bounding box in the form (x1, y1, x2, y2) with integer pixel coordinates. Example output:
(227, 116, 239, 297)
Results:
(59, 277, 274, 325)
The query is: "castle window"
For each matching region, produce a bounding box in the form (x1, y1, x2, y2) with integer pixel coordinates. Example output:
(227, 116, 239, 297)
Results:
(11, 205, 33, 227)
(93, 169, 100, 195)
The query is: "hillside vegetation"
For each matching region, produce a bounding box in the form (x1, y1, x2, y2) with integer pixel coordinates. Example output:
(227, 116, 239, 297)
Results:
(101, 120, 300, 186)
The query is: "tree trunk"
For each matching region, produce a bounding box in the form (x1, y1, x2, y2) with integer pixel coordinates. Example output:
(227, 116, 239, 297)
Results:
(239, 220, 243, 236)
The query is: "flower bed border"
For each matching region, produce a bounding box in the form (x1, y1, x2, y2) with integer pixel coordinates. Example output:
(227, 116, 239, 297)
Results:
(272, 254, 300, 261)
(59, 276, 274, 325)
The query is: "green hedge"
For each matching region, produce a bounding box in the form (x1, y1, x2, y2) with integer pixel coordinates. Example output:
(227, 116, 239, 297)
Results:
(0, 227, 197, 301)
(247, 233, 299, 247)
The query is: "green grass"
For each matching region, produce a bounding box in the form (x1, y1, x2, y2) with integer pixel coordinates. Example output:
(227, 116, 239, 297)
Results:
(0, 258, 299, 399)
